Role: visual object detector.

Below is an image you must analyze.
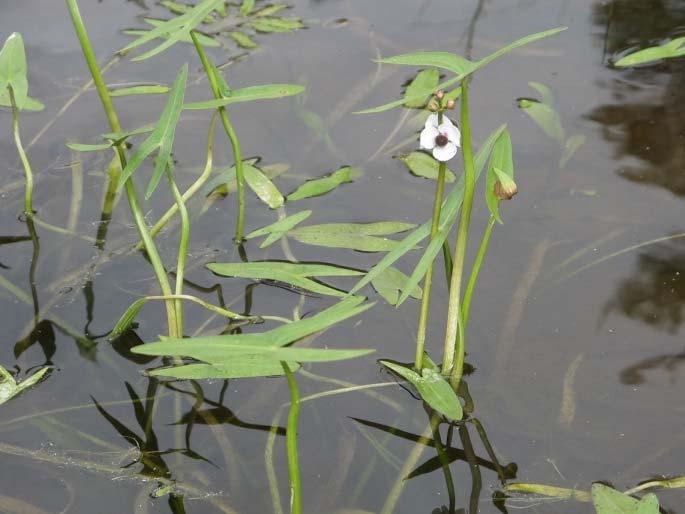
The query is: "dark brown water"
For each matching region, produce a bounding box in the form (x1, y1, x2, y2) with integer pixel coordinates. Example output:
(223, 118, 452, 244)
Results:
(1, 1, 685, 513)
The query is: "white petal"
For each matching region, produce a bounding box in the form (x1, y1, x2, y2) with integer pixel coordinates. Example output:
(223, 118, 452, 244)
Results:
(439, 115, 455, 128)
(420, 126, 439, 150)
(424, 113, 440, 129)
(433, 141, 458, 162)
(440, 123, 461, 147)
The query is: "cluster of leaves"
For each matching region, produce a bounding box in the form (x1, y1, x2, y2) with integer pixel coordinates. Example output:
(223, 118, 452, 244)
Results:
(127, 0, 305, 56)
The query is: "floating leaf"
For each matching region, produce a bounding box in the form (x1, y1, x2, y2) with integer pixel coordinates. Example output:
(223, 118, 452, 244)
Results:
(0, 32, 44, 111)
(249, 17, 304, 33)
(381, 361, 462, 420)
(371, 267, 422, 306)
(150, 359, 296, 379)
(243, 162, 284, 208)
(240, 0, 256, 16)
(485, 129, 515, 223)
(288, 222, 416, 252)
(246, 210, 312, 247)
(404, 68, 440, 108)
(254, 4, 289, 17)
(399, 152, 456, 182)
(615, 37, 685, 67)
(184, 83, 305, 109)
(119, 0, 223, 60)
(227, 31, 258, 49)
(358, 28, 567, 114)
(287, 167, 362, 201)
(109, 85, 170, 97)
(208, 261, 363, 296)
(559, 133, 585, 168)
(118, 64, 188, 198)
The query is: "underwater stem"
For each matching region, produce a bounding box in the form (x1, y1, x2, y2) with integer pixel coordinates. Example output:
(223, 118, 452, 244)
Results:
(65, 0, 179, 336)
(282, 362, 302, 514)
(414, 161, 447, 371)
(191, 32, 246, 242)
(442, 79, 476, 380)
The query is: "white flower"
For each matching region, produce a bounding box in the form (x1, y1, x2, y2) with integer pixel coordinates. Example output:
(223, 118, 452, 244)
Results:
(420, 113, 461, 162)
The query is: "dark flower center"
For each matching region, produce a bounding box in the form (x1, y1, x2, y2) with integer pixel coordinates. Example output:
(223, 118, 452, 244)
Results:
(435, 134, 449, 147)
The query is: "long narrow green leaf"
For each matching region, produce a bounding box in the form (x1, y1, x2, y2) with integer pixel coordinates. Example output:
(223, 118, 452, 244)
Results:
(614, 36, 685, 67)
(117, 64, 188, 198)
(288, 222, 416, 252)
(150, 360, 295, 379)
(119, 0, 223, 60)
(355, 124, 506, 299)
(357, 27, 566, 114)
(122, 20, 220, 48)
(246, 210, 312, 239)
(287, 167, 363, 201)
(109, 85, 170, 97)
(184, 84, 305, 109)
(378, 52, 473, 75)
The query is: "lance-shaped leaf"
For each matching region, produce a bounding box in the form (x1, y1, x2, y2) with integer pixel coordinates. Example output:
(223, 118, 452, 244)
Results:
(67, 124, 156, 153)
(109, 84, 170, 97)
(240, 0, 256, 16)
(0, 33, 44, 111)
(208, 261, 363, 297)
(150, 359, 298, 379)
(246, 210, 312, 247)
(358, 27, 567, 114)
(517, 98, 564, 143)
(386, 125, 507, 305)
(123, 18, 220, 49)
(249, 17, 304, 33)
(371, 267, 422, 306)
(381, 361, 462, 420)
(379, 52, 473, 75)
(559, 133, 585, 169)
(0, 364, 50, 405)
(227, 31, 258, 49)
(399, 152, 456, 182)
(288, 222, 417, 252)
(485, 129, 515, 223)
(118, 64, 188, 198)
(404, 68, 440, 108)
(287, 166, 362, 201)
(184, 83, 305, 109)
(119, 0, 223, 60)
(614, 37, 685, 67)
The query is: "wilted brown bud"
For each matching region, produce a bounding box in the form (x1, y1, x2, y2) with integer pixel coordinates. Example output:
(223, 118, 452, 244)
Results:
(435, 90, 445, 100)
(446, 99, 456, 109)
(427, 100, 440, 112)
(494, 179, 518, 200)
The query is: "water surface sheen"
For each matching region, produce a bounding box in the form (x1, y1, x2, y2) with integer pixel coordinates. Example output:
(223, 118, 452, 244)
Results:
(1, 1, 684, 513)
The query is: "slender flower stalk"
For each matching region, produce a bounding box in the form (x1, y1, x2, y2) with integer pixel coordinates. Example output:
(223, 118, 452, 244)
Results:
(414, 159, 446, 370)
(65, 0, 179, 337)
(442, 79, 476, 380)
(461, 215, 495, 332)
(8, 86, 34, 216)
(190, 31, 246, 242)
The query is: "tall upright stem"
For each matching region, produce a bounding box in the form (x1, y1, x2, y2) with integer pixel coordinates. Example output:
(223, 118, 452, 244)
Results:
(65, 0, 179, 336)
(191, 32, 246, 242)
(8, 87, 34, 216)
(442, 80, 476, 378)
(414, 160, 447, 371)
(282, 362, 302, 514)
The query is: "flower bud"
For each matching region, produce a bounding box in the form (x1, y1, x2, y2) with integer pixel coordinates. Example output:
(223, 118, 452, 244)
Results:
(494, 179, 518, 200)
(435, 90, 445, 100)
(427, 100, 440, 112)
(446, 99, 456, 110)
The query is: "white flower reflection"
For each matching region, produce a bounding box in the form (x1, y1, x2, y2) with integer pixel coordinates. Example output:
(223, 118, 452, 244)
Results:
(420, 113, 461, 162)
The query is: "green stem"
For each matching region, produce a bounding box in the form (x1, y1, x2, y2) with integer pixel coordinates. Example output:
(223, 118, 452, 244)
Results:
(282, 362, 302, 514)
(461, 215, 495, 331)
(442, 79, 476, 380)
(414, 160, 447, 371)
(166, 166, 190, 336)
(65, 0, 178, 336)
(190, 32, 246, 242)
(8, 86, 34, 215)
(431, 420, 456, 513)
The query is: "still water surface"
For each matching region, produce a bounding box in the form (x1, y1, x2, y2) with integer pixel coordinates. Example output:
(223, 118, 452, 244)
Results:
(1, 0, 684, 513)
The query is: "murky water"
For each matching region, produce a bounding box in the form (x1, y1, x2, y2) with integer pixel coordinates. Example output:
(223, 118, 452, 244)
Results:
(1, 0, 685, 513)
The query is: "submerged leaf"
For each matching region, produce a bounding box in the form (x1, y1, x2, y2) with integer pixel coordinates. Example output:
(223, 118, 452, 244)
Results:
(399, 152, 456, 182)
(517, 98, 564, 143)
(287, 166, 363, 201)
(559, 133, 585, 168)
(371, 267, 422, 306)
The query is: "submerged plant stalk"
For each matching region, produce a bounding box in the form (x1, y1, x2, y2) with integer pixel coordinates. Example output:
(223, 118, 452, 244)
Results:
(414, 160, 447, 370)
(191, 32, 246, 242)
(65, 0, 179, 336)
(282, 362, 302, 514)
(442, 80, 476, 381)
